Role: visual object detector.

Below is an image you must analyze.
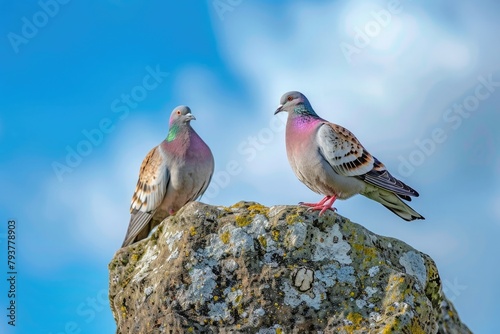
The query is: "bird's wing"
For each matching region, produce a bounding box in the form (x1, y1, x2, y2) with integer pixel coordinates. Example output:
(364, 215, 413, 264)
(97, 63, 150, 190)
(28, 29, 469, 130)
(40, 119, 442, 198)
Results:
(317, 123, 418, 198)
(316, 122, 375, 176)
(360, 158, 419, 198)
(122, 146, 170, 247)
(193, 155, 215, 201)
(130, 146, 170, 213)
(121, 210, 155, 247)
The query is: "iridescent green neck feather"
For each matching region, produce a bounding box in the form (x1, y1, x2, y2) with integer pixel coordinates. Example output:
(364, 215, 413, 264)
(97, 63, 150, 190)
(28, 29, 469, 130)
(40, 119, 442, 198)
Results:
(294, 104, 318, 117)
(166, 124, 179, 142)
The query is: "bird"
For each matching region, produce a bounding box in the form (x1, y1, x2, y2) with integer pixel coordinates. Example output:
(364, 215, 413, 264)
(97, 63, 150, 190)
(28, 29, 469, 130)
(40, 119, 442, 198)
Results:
(274, 91, 424, 221)
(121, 106, 214, 247)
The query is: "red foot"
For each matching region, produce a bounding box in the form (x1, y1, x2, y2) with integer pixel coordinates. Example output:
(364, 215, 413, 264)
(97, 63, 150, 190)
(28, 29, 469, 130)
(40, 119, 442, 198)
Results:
(299, 195, 337, 216)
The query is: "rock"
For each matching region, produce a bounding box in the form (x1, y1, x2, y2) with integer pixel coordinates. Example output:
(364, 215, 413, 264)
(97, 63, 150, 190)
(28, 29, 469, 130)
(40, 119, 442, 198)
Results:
(109, 201, 472, 334)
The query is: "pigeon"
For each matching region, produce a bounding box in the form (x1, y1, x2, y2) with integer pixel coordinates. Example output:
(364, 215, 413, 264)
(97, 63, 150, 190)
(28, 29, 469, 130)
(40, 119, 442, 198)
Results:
(121, 106, 214, 247)
(274, 91, 424, 221)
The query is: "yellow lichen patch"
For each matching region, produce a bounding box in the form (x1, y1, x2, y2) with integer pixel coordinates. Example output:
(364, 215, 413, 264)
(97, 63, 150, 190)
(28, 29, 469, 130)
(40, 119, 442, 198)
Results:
(213, 296, 219, 301)
(382, 274, 407, 311)
(336, 312, 366, 333)
(220, 231, 231, 244)
(276, 328, 283, 334)
(230, 202, 269, 230)
(235, 302, 245, 316)
(189, 226, 197, 236)
(385, 275, 400, 293)
(410, 318, 426, 334)
(220, 206, 232, 214)
(130, 253, 139, 263)
(258, 235, 267, 248)
(424, 258, 442, 309)
(346, 312, 363, 328)
(187, 327, 194, 333)
(382, 318, 401, 334)
(286, 212, 302, 225)
(352, 243, 378, 265)
(235, 215, 251, 227)
(247, 203, 269, 216)
(120, 305, 127, 317)
(230, 202, 246, 209)
(272, 230, 280, 241)
(386, 304, 396, 313)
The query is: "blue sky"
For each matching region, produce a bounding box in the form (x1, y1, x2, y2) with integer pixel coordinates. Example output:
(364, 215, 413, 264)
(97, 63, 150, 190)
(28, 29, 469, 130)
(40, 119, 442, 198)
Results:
(1, 0, 499, 333)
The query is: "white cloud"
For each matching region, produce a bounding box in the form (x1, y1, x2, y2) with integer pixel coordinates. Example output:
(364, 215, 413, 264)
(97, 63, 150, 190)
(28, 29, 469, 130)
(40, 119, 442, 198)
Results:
(212, 0, 483, 151)
(434, 39, 472, 70)
(25, 0, 500, 274)
(201, 0, 500, 268)
(202, 0, 495, 205)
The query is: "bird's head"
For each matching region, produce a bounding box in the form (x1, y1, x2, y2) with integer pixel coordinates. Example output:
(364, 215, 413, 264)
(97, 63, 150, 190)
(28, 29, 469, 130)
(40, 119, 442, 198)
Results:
(169, 105, 196, 126)
(274, 91, 317, 116)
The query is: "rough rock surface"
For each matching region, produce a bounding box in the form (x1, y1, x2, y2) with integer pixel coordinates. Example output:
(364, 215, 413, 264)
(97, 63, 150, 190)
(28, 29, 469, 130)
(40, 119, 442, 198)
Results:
(109, 201, 472, 334)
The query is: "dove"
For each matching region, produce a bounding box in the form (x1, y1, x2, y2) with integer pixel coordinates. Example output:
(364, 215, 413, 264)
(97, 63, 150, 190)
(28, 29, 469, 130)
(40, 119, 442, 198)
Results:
(274, 91, 424, 221)
(121, 106, 214, 247)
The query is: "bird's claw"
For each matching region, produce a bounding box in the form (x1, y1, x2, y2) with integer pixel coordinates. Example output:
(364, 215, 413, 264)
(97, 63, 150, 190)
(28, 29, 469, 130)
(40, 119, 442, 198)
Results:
(301, 204, 337, 216)
(298, 201, 317, 207)
(298, 195, 338, 216)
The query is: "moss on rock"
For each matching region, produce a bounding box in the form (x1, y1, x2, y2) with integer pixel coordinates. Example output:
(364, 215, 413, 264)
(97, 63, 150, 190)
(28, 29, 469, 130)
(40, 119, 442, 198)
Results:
(109, 202, 472, 334)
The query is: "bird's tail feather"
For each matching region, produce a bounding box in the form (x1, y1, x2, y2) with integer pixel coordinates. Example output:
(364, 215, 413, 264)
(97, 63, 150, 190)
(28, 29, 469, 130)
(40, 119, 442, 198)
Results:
(121, 210, 154, 247)
(364, 189, 424, 221)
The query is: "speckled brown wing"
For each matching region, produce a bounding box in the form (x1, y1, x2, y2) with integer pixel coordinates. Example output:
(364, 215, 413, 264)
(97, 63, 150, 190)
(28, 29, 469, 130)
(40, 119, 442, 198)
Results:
(130, 146, 169, 213)
(316, 122, 375, 177)
(317, 122, 418, 199)
(122, 146, 170, 247)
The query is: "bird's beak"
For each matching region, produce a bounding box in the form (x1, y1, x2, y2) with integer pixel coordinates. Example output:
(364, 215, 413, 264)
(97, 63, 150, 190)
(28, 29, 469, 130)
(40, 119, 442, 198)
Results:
(186, 113, 196, 121)
(274, 104, 284, 115)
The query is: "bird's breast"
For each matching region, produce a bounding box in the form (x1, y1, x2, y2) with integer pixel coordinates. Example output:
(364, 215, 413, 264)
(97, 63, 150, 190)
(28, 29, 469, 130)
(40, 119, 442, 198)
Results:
(285, 120, 364, 198)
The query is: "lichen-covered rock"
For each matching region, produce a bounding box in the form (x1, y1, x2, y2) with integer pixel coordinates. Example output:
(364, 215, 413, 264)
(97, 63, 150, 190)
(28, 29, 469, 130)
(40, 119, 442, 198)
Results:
(109, 201, 472, 334)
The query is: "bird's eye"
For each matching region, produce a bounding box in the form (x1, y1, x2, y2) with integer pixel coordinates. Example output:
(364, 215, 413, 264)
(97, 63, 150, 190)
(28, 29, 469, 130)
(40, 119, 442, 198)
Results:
(176, 110, 181, 115)
(287, 96, 293, 101)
